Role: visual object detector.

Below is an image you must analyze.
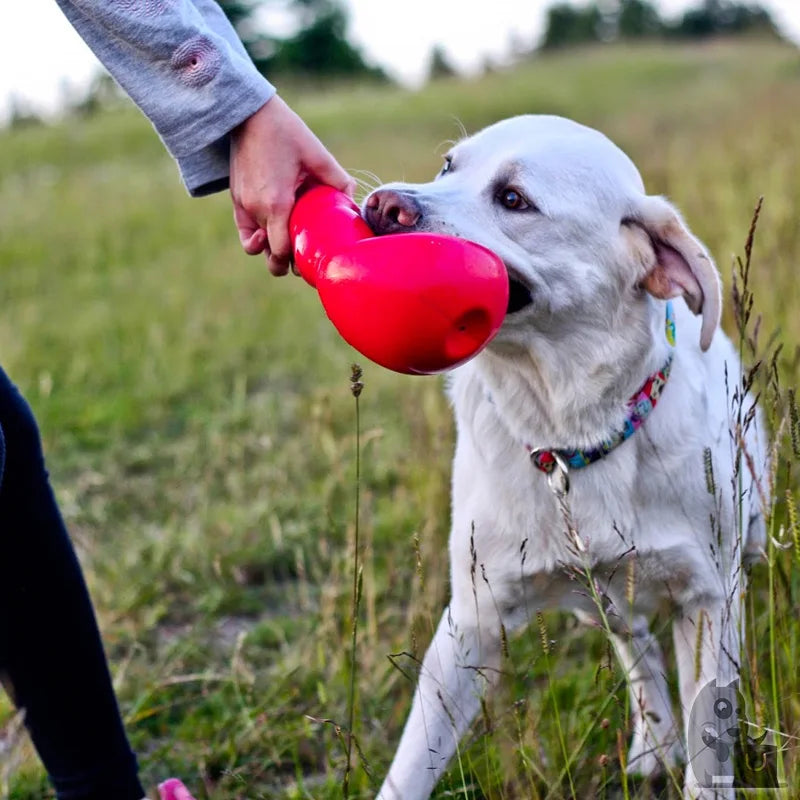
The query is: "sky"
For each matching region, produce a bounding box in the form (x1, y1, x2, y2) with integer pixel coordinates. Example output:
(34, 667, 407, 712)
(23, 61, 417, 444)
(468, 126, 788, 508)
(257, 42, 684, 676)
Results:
(2, 0, 799, 121)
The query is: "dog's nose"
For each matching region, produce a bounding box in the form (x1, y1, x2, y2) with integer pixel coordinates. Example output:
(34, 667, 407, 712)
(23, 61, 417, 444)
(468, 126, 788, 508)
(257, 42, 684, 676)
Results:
(364, 189, 422, 235)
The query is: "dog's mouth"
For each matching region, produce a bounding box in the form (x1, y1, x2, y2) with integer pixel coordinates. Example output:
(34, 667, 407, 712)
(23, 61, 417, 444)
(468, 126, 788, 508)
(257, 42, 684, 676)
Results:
(506, 268, 533, 314)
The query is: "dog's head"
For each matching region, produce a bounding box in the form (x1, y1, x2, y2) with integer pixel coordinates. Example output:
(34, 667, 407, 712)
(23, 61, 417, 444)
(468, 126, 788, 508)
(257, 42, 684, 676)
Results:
(364, 115, 720, 351)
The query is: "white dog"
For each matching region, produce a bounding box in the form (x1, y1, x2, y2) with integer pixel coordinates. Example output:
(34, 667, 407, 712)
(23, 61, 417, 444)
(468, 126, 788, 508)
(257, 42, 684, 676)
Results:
(363, 116, 767, 800)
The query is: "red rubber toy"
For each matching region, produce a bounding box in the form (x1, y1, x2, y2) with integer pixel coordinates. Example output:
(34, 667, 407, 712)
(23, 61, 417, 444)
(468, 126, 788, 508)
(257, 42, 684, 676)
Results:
(289, 185, 509, 375)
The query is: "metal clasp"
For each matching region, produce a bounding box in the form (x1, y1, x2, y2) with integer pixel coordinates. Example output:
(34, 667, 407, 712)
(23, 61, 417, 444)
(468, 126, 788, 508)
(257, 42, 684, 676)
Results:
(529, 448, 585, 553)
(529, 448, 571, 496)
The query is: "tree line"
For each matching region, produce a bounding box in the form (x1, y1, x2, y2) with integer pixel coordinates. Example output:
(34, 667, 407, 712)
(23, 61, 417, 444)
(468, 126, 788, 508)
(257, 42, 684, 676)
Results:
(217, 0, 783, 82)
(217, 0, 386, 82)
(541, 0, 780, 50)
(215, 0, 785, 85)
(4, 0, 788, 127)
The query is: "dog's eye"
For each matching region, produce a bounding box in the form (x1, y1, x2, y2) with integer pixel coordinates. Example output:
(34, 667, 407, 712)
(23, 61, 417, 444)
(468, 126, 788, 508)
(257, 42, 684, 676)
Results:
(498, 188, 529, 210)
(439, 155, 453, 177)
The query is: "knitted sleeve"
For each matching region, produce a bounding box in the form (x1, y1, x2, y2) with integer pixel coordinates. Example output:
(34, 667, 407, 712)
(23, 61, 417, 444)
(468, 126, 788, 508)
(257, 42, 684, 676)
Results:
(56, 0, 276, 195)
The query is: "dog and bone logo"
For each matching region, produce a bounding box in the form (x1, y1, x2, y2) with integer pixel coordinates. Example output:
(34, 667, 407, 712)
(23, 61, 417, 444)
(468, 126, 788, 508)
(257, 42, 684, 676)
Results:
(687, 679, 785, 790)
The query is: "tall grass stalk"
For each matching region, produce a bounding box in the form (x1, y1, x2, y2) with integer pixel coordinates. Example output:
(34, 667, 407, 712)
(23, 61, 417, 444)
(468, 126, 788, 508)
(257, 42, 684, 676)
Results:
(732, 196, 792, 793)
(343, 364, 365, 798)
(536, 610, 577, 800)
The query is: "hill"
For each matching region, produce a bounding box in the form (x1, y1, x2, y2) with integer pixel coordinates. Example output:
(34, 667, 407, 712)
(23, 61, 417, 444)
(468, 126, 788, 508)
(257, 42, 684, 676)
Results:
(0, 39, 798, 798)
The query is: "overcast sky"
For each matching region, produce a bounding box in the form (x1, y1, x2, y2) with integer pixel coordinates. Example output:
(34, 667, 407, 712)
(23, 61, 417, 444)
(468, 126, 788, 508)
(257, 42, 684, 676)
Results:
(2, 0, 799, 120)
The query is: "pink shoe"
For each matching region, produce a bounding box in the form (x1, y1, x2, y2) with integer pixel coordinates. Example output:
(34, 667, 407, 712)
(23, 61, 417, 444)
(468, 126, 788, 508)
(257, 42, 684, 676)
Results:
(158, 778, 198, 800)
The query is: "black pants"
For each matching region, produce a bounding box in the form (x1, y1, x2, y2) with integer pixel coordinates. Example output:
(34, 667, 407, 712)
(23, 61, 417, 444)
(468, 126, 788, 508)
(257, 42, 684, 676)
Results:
(0, 367, 144, 800)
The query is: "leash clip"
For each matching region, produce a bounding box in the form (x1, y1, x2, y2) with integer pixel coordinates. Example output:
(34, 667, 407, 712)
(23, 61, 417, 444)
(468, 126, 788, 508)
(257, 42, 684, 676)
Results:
(530, 447, 585, 553)
(529, 448, 571, 496)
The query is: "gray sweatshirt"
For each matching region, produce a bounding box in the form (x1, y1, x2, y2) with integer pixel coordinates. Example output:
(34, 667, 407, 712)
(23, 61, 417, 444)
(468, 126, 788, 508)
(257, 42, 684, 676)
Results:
(56, 0, 276, 196)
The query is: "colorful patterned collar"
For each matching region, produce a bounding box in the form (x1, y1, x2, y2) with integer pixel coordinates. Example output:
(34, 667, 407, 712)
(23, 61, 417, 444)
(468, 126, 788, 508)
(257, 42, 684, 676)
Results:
(528, 301, 676, 476)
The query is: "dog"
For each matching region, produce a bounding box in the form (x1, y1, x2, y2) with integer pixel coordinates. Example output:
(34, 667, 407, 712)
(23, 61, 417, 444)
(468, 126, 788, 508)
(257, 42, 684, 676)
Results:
(362, 116, 767, 800)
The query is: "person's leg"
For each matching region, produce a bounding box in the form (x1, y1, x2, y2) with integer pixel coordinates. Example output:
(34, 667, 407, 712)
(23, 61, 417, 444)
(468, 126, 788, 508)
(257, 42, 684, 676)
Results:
(0, 366, 145, 800)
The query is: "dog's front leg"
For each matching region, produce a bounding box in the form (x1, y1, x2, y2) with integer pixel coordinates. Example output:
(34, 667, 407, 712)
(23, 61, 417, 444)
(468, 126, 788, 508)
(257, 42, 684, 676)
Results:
(610, 617, 681, 775)
(377, 602, 502, 800)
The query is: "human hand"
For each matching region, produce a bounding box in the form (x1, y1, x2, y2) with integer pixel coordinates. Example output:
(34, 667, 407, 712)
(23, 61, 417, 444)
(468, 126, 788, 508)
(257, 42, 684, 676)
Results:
(230, 95, 356, 276)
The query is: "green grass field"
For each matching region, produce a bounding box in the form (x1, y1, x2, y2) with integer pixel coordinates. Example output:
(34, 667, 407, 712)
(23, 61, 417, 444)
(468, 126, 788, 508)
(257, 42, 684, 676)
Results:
(1, 39, 799, 799)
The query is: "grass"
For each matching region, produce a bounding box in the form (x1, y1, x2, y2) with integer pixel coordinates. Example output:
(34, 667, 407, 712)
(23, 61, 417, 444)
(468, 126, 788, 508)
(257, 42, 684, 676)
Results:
(0, 37, 799, 798)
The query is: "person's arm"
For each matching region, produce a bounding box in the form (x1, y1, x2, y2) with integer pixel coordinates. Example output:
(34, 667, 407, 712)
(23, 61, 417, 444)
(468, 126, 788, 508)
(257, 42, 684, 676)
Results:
(56, 0, 273, 196)
(56, 0, 355, 273)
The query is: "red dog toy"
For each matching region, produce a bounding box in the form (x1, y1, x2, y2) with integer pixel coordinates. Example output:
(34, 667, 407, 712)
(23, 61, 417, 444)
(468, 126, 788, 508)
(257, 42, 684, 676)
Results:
(289, 186, 508, 375)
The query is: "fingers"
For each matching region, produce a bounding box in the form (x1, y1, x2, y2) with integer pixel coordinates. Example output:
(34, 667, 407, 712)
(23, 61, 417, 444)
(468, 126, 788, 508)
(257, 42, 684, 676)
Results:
(240, 190, 293, 275)
(252, 142, 354, 267)
(264, 197, 293, 276)
(233, 197, 290, 275)
(233, 203, 268, 254)
(234, 167, 353, 273)
(230, 96, 355, 273)
(256, 154, 354, 275)
(242, 228, 267, 255)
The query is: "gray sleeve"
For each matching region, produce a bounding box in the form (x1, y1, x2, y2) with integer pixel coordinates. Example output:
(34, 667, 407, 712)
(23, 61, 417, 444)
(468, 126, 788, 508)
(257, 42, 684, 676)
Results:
(56, 0, 276, 196)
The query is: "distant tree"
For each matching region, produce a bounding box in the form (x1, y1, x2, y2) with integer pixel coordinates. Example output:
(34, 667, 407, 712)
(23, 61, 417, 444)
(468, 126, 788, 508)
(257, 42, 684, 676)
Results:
(672, 0, 720, 37)
(216, 0, 254, 28)
(541, 3, 602, 49)
(217, 0, 387, 81)
(216, 0, 272, 72)
(670, 0, 778, 38)
(539, 0, 781, 49)
(727, 3, 776, 35)
(269, 3, 387, 79)
(617, 0, 663, 38)
(428, 45, 458, 81)
(6, 96, 43, 129)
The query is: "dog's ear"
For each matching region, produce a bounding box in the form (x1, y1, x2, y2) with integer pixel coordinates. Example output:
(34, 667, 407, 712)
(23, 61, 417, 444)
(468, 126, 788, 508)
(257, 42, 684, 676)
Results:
(626, 195, 721, 352)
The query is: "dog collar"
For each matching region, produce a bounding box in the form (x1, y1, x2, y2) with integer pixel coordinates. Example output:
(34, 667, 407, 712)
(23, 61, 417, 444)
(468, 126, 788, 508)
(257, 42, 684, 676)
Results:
(528, 301, 675, 477)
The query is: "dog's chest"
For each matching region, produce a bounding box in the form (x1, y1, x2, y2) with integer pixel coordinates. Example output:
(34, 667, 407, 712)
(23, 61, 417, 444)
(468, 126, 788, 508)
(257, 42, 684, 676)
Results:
(450, 416, 721, 616)
(447, 339, 748, 615)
